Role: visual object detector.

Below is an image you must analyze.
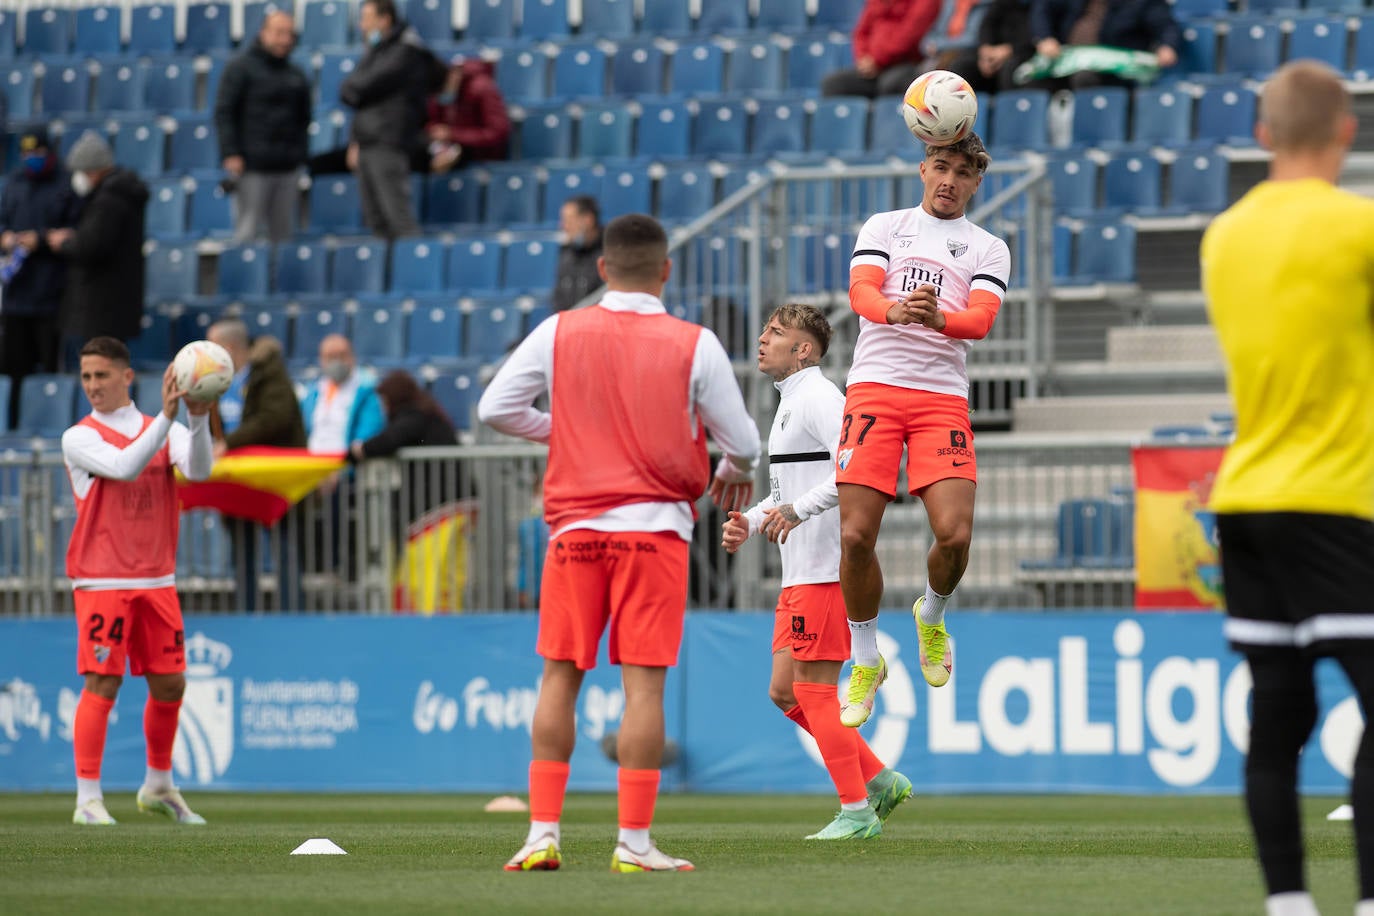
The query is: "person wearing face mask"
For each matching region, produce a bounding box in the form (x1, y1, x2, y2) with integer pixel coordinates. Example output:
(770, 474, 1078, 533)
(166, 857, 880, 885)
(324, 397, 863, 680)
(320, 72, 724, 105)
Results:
(300, 334, 385, 456)
(552, 195, 602, 313)
(0, 127, 82, 423)
(338, 0, 446, 240)
(46, 131, 149, 370)
(419, 56, 510, 175)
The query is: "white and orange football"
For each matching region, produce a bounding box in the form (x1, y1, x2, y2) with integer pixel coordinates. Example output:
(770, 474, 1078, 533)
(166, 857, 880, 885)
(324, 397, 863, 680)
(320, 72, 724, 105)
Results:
(172, 339, 235, 403)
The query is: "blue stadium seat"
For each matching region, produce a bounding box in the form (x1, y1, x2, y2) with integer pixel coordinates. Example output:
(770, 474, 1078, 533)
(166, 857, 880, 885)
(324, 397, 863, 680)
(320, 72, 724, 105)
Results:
(1051, 220, 1074, 285)
(352, 306, 407, 361)
(551, 43, 605, 98)
(1223, 17, 1282, 77)
(144, 58, 197, 112)
(1131, 85, 1192, 147)
(635, 97, 691, 158)
(656, 162, 715, 222)
(218, 243, 272, 296)
(696, 0, 750, 34)
(331, 238, 387, 294)
(179, 510, 232, 579)
(127, 310, 176, 369)
(274, 241, 330, 294)
(316, 53, 357, 109)
(242, 1, 270, 44)
(1170, 0, 1228, 16)
(670, 40, 725, 94)
(811, 0, 865, 31)
(1102, 149, 1162, 214)
(239, 302, 291, 345)
(464, 299, 525, 361)
(756, 0, 809, 32)
(810, 96, 868, 156)
(788, 33, 846, 92)
(502, 237, 559, 291)
(185, 2, 233, 53)
(406, 0, 453, 44)
(95, 60, 144, 112)
(75, 6, 122, 56)
(447, 238, 503, 294)
(146, 242, 200, 303)
(727, 40, 782, 93)
(466, 0, 515, 40)
(751, 96, 806, 155)
(147, 178, 189, 238)
(694, 97, 749, 156)
(59, 121, 111, 158)
(1046, 152, 1098, 217)
(425, 172, 483, 226)
(169, 116, 219, 171)
(1054, 499, 1115, 565)
(292, 306, 349, 363)
(134, 370, 166, 417)
(188, 175, 233, 237)
(1070, 87, 1128, 148)
(484, 165, 542, 226)
(16, 374, 77, 438)
(578, 102, 633, 158)
(641, 0, 691, 35)
(582, 0, 634, 38)
(518, 103, 573, 159)
(1165, 145, 1228, 214)
(1307, 0, 1365, 11)
(390, 236, 447, 293)
(0, 67, 33, 117)
(989, 89, 1049, 151)
(610, 40, 663, 95)
(1356, 13, 1374, 78)
(0, 11, 16, 61)
(113, 119, 166, 176)
(310, 108, 351, 156)
(1245, 0, 1299, 13)
(543, 163, 598, 223)
(1074, 218, 1136, 284)
(406, 301, 464, 364)
(1173, 20, 1217, 79)
(23, 8, 71, 56)
(428, 362, 481, 428)
(867, 94, 912, 152)
(301, 0, 351, 49)
(599, 166, 651, 220)
(523, 303, 554, 335)
(309, 175, 363, 234)
(496, 47, 546, 103)
(40, 62, 89, 116)
(129, 4, 176, 55)
(521, 0, 570, 39)
(1287, 16, 1348, 71)
(1195, 81, 1257, 145)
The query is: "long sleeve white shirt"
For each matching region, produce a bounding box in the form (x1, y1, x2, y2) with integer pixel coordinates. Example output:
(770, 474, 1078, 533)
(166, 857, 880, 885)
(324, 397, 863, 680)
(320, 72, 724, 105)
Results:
(63, 405, 215, 501)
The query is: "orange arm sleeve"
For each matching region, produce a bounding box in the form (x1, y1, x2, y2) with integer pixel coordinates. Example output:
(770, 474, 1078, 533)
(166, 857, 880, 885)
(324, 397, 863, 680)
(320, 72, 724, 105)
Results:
(849, 263, 892, 324)
(939, 289, 1002, 340)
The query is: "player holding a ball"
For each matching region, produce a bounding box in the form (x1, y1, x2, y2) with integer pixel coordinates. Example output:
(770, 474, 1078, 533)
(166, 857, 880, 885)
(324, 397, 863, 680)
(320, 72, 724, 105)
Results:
(62, 336, 215, 826)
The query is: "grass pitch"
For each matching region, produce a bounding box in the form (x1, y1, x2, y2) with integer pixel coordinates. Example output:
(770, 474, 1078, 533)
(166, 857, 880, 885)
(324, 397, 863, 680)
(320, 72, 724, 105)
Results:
(0, 792, 1358, 914)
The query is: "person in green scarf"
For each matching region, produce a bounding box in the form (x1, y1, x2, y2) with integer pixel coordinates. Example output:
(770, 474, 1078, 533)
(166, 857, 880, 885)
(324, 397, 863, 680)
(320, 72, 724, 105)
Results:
(1023, 0, 1180, 90)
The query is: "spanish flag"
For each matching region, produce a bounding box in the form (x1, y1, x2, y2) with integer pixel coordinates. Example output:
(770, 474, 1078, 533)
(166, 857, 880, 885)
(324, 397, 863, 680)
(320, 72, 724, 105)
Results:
(178, 447, 346, 525)
(1132, 446, 1225, 610)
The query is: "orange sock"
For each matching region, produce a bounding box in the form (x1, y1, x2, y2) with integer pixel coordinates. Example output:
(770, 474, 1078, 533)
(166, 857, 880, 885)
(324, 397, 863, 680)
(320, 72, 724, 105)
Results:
(793, 682, 866, 804)
(856, 736, 885, 783)
(73, 690, 114, 780)
(528, 760, 570, 823)
(784, 703, 812, 734)
(144, 698, 181, 770)
(617, 768, 660, 830)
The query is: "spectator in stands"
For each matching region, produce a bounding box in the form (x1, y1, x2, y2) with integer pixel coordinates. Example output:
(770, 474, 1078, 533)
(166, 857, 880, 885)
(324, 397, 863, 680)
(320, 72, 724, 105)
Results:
(1027, 0, 1179, 90)
(552, 195, 602, 312)
(946, 0, 1036, 96)
(0, 127, 82, 422)
(46, 132, 148, 370)
(821, 0, 942, 99)
(420, 56, 511, 174)
(339, 0, 446, 239)
(207, 319, 308, 613)
(213, 9, 312, 243)
(301, 335, 385, 455)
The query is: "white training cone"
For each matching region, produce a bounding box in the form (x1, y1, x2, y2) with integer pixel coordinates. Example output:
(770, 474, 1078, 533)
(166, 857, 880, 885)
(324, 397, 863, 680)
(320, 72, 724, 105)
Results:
(1327, 804, 1354, 822)
(483, 795, 529, 813)
(291, 838, 348, 855)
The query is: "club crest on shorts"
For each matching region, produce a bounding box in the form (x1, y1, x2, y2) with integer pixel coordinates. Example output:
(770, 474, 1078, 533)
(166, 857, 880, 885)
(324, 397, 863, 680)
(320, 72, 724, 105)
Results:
(946, 238, 968, 258)
(92, 645, 110, 664)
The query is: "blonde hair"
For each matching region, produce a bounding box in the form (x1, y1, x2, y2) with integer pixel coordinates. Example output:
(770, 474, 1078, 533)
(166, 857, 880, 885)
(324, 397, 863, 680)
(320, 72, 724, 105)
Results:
(925, 131, 991, 175)
(768, 303, 833, 358)
(1260, 60, 1350, 153)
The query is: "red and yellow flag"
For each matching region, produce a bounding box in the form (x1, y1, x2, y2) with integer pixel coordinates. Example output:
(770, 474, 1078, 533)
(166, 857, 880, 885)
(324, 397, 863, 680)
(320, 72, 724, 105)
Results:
(1132, 446, 1225, 610)
(178, 447, 346, 525)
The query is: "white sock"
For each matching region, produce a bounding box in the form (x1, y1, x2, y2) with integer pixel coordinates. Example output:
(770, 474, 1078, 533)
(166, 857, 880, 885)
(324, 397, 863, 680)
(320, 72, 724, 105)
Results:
(76, 778, 102, 806)
(918, 585, 951, 626)
(1354, 899, 1374, 916)
(848, 617, 880, 667)
(617, 827, 650, 852)
(143, 766, 173, 794)
(526, 819, 560, 845)
(1265, 891, 1319, 916)
(841, 800, 869, 813)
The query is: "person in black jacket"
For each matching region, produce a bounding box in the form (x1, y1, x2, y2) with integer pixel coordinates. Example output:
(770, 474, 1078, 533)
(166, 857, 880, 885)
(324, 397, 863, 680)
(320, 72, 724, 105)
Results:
(350, 370, 463, 518)
(214, 9, 311, 242)
(46, 132, 149, 370)
(339, 0, 445, 240)
(552, 195, 601, 312)
(0, 127, 82, 422)
(1028, 0, 1180, 89)
(946, 0, 1036, 96)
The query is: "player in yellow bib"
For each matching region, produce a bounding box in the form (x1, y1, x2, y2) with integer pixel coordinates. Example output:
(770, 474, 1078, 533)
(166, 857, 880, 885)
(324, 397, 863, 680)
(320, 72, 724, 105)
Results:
(1202, 60, 1374, 916)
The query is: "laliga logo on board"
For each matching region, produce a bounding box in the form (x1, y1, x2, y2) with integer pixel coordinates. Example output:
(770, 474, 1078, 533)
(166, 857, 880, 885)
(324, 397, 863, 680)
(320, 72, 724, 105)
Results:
(173, 632, 234, 786)
(798, 630, 915, 769)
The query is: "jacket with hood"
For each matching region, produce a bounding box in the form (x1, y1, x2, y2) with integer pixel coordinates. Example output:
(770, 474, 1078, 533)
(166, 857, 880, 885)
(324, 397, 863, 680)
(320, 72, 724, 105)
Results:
(214, 41, 313, 173)
(340, 23, 447, 153)
(57, 167, 149, 341)
(0, 158, 82, 317)
(218, 336, 307, 450)
(424, 59, 511, 162)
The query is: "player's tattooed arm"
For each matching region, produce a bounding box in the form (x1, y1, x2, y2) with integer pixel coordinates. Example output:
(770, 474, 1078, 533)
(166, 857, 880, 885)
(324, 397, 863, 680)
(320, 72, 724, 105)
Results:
(761, 504, 804, 544)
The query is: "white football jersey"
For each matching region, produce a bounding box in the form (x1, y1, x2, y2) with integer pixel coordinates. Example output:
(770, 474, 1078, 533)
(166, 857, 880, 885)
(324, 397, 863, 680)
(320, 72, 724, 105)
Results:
(743, 366, 844, 587)
(848, 205, 1011, 397)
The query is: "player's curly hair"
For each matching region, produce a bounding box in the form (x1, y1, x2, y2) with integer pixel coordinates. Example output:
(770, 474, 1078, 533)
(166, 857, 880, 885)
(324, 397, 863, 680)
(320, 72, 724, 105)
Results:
(926, 131, 990, 175)
(769, 303, 832, 358)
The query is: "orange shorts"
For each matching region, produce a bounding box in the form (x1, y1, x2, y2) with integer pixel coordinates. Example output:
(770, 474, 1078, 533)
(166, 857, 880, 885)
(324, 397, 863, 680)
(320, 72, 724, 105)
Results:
(835, 383, 976, 497)
(538, 529, 689, 670)
(771, 582, 850, 662)
(75, 587, 186, 677)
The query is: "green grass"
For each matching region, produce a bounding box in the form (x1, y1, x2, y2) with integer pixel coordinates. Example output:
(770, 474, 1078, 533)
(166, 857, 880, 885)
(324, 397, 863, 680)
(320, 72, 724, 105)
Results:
(0, 792, 1359, 915)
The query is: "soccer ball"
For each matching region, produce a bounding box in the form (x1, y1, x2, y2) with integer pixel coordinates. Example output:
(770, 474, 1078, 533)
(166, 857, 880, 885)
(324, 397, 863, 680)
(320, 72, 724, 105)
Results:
(902, 70, 978, 146)
(172, 340, 235, 403)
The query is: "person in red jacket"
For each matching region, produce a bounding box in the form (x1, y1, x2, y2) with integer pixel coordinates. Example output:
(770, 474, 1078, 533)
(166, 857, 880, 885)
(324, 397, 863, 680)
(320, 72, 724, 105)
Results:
(821, 0, 942, 98)
(422, 57, 511, 173)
